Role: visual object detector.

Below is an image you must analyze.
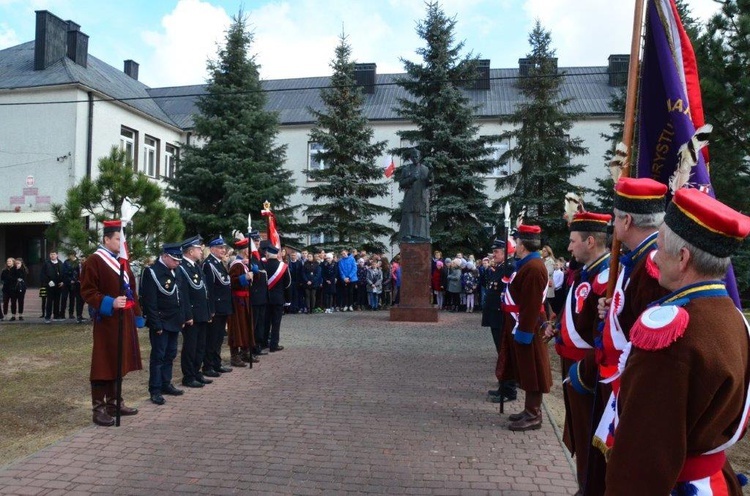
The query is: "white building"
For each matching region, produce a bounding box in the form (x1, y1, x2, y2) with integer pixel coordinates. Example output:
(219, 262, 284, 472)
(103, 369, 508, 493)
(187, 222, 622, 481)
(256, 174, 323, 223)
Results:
(0, 10, 622, 279)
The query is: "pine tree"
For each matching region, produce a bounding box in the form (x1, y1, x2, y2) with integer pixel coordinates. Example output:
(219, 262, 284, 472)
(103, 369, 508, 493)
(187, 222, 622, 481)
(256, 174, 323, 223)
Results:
(167, 11, 296, 239)
(393, 1, 499, 254)
(495, 21, 587, 250)
(299, 34, 392, 253)
(49, 147, 184, 259)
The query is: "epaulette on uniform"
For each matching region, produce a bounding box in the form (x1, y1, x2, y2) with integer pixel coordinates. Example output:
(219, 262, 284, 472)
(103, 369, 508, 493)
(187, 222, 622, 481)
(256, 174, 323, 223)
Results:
(630, 304, 689, 351)
(592, 268, 609, 296)
(645, 250, 660, 280)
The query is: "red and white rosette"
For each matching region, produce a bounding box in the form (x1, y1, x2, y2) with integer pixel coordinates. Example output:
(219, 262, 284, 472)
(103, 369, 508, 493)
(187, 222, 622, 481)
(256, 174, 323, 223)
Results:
(631, 304, 690, 351)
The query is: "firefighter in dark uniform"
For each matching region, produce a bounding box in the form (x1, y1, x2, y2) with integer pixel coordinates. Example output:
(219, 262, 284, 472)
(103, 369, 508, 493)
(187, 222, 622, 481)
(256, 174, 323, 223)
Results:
(481, 238, 517, 402)
(201, 236, 233, 377)
(140, 243, 188, 405)
(178, 235, 214, 388)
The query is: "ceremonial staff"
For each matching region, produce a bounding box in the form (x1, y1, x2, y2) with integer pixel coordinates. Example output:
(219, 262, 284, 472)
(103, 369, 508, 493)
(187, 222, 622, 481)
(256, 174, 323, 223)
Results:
(115, 258, 124, 426)
(115, 198, 140, 427)
(498, 201, 511, 415)
(606, 0, 646, 298)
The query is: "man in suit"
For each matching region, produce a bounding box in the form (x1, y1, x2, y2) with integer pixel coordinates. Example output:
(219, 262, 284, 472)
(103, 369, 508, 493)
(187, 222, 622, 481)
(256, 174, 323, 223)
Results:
(140, 243, 188, 405)
(201, 236, 233, 377)
(178, 236, 214, 388)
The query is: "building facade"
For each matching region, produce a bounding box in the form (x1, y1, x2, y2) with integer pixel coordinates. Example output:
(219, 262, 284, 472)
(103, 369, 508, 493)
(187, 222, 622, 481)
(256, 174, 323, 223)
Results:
(0, 10, 622, 278)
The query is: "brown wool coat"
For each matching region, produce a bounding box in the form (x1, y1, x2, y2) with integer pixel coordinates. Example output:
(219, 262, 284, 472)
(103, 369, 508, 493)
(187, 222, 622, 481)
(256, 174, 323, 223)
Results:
(606, 296, 749, 495)
(500, 256, 552, 393)
(80, 254, 143, 381)
(558, 261, 608, 494)
(227, 260, 253, 349)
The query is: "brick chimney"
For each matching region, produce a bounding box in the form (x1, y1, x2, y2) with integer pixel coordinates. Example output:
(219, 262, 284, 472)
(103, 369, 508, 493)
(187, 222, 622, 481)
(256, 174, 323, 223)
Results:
(124, 60, 139, 80)
(354, 63, 376, 95)
(34, 11, 88, 70)
(608, 54, 629, 87)
(66, 20, 88, 67)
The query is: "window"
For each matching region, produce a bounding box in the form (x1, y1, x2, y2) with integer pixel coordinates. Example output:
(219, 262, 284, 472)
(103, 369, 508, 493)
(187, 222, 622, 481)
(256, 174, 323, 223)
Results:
(120, 127, 137, 166)
(308, 216, 326, 245)
(164, 145, 178, 179)
(143, 136, 158, 177)
(485, 138, 512, 177)
(308, 142, 327, 172)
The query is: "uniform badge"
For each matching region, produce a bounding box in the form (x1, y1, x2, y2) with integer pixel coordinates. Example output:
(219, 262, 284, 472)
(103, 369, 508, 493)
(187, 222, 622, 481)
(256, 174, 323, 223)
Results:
(631, 305, 689, 351)
(575, 282, 591, 314)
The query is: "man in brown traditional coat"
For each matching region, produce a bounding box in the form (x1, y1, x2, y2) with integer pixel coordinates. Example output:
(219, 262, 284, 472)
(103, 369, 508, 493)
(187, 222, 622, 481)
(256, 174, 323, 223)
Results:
(501, 223, 553, 431)
(606, 188, 750, 495)
(545, 212, 611, 494)
(80, 220, 143, 427)
(227, 237, 255, 368)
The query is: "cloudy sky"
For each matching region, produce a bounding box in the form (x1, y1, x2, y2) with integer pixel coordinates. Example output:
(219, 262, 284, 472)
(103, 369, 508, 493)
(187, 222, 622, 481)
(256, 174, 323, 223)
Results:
(0, 0, 722, 88)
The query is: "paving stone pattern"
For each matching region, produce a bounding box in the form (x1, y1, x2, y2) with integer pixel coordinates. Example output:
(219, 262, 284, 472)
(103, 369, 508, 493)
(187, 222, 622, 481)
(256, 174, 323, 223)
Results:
(0, 312, 578, 495)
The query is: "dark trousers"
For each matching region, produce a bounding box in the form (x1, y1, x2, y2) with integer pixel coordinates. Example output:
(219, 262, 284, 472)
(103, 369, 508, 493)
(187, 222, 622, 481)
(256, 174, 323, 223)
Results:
(148, 329, 179, 393)
(343, 282, 354, 308)
(289, 285, 300, 313)
(61, 283, 83, 318)
(252, 304, 267, 349)
(45, 285, 62, 319)
(11, 291, 25, 315)
(267, 304, 283, 348)
(304, 288, 317, 313)
(181, 321, 207, 382)
(204, 314, 227, 372)
(2, 292, 10, 315)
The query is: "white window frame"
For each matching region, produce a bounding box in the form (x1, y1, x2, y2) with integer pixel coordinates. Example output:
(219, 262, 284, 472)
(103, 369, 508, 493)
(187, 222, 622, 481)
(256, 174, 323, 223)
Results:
(484, 137, 512, 178)
(120, 127, 136, 165)
(163, 144, 178, 179)
(143, 136, 157, 177)
(308, 142, 327, 173)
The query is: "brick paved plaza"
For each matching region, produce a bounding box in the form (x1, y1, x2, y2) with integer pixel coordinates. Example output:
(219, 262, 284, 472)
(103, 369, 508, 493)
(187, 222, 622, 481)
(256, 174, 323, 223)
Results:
(0, 312, 578, 495)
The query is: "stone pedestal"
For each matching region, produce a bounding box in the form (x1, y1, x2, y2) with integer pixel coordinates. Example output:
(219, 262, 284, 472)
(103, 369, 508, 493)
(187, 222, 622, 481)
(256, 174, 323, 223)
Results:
(390, 242, 439, 322)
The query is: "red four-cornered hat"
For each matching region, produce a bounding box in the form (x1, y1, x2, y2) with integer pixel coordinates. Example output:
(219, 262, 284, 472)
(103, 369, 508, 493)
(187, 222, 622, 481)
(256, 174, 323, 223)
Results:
(515, 224, 542, 241)
(614, 177, 668, 214)
(102, 220, 121, 235)
(570, 212, 612, 233)
(665, 188, 750, 258)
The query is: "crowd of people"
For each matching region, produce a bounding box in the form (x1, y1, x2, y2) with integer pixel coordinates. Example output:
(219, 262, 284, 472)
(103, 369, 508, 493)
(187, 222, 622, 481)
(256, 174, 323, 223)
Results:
(478, 177, 750, 495)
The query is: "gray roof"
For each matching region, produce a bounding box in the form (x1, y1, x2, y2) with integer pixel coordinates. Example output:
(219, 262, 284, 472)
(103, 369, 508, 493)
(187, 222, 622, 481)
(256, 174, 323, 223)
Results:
(0, 41, 179, 128)
(150, 67, 620, 130)
(1, 40, 619, 132)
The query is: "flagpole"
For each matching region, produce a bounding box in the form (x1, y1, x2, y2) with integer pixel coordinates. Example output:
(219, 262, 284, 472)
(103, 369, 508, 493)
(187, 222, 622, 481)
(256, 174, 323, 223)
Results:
(607, 0, 648, 298)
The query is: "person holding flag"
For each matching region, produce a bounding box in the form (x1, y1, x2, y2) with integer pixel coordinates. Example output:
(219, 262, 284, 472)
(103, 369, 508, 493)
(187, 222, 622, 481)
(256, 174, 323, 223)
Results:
(605, 188, 750, 495)
(80, 220, 144, 426)
(227, 235, 256, 368)
(261, 201, 290, 352)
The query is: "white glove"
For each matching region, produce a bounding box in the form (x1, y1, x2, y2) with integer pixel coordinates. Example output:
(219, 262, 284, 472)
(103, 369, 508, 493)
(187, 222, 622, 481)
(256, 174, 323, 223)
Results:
(48, 281, 55, 287)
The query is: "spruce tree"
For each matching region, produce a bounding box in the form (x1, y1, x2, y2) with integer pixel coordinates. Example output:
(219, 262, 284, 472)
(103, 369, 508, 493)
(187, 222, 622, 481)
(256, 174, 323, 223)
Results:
(394, 1, 499, 254)
(495, 21, 587, 250)
(694, 1, 750, 294)
(50, 147, 184, 259)
(167, 11, 296, 239)
(300, 34, 392, 252)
